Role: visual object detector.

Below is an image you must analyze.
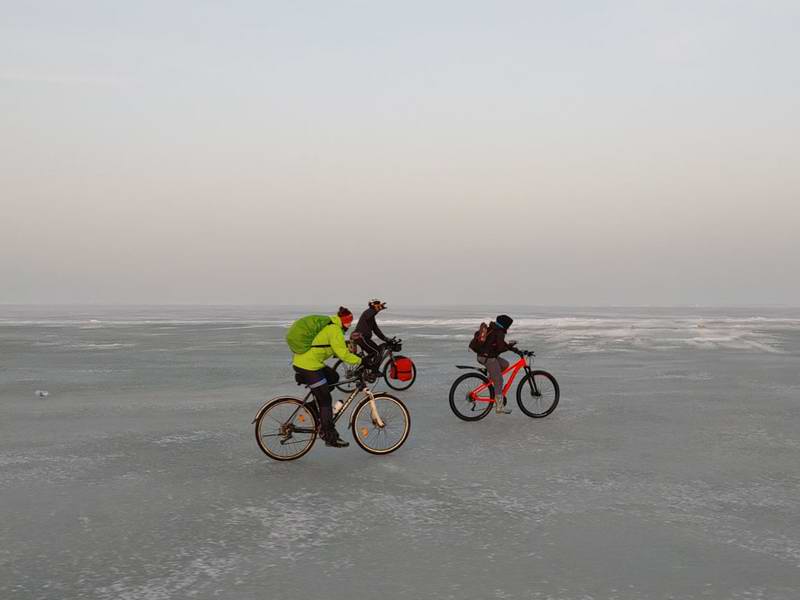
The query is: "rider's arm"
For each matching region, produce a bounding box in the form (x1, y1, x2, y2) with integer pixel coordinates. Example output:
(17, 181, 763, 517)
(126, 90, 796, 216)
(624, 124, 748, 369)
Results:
(495, 329, 511, 354)
(372, 318, 390, 342)
(330, 326, 362, 365)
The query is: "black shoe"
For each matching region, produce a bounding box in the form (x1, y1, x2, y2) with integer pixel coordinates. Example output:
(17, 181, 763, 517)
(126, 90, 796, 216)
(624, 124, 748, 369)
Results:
(322, 431, 349, 448)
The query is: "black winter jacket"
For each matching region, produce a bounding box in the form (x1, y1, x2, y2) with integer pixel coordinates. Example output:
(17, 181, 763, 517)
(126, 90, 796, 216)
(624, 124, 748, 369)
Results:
(354, 308, 389, 342)
(480, 322, 510, 358)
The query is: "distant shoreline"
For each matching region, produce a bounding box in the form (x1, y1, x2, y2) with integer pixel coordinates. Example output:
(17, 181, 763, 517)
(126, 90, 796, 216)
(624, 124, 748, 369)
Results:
(3, 303, 800, 309)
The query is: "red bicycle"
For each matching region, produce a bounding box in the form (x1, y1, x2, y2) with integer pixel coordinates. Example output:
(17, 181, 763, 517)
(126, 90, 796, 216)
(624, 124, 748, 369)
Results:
(448, 347, 559, 421)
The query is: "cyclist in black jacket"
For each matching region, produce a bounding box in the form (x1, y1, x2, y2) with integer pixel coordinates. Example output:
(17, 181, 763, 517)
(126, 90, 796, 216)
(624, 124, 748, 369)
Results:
(477, 314, 515, 414)
(352, 299, 391, 372)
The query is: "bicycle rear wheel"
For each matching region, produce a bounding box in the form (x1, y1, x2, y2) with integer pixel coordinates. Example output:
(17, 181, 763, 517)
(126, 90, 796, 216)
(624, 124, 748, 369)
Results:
(382, 358, 417, 391)
(332, 359, 359, 393)
(516, 370, 560, 418)
(351, 393, 410, 455)
(449, 372, 494, 421)
(254, 397, 318, 461)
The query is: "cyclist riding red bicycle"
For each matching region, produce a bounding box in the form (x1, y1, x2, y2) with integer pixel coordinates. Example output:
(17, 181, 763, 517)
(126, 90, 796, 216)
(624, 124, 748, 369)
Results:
(451, 323, 559, 421)
(472, 314, 516, 414)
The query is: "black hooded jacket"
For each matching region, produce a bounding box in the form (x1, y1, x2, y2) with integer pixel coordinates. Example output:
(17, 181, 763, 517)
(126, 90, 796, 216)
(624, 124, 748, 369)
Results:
(354, 307, 389, 342)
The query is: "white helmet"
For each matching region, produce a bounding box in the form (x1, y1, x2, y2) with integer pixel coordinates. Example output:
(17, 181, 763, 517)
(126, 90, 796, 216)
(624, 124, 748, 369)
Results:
(369, 299, 387, 310)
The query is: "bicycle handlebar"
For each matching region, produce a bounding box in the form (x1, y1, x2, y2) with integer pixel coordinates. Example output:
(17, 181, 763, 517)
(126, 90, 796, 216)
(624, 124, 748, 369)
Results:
(510, 346, 535, 357)
(387, 337, 402, 351)
(351, 364, 378, 385)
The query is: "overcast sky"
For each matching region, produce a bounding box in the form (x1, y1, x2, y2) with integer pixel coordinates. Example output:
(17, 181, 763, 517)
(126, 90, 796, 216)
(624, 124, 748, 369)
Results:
(2, 1, 798, 305)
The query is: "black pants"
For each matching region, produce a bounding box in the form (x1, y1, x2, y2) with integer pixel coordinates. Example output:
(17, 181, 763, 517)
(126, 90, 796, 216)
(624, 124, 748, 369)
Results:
(356, 337, 386, 371)
(293, 366, 340, 437)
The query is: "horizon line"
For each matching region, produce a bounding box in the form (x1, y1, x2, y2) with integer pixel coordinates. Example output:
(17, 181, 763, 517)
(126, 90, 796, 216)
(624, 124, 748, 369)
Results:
(2, 302, 800, 309)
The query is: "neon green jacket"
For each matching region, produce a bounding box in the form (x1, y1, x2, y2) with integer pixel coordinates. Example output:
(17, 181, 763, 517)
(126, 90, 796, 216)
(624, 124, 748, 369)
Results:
(292, 315, 362, 371)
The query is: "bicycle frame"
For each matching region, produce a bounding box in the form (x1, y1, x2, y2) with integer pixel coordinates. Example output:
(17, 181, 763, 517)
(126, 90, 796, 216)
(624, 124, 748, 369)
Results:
(288, 379, 385, 436)
(469, 356, 533, 403)
(367, 343, 396, 371)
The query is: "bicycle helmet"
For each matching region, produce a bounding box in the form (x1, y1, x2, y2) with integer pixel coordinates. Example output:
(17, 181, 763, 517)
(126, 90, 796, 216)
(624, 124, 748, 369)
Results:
(369, 299, 387, 310)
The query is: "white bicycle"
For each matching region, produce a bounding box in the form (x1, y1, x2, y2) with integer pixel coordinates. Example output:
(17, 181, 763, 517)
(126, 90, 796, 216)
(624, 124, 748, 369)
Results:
(252, 368, 411, 461)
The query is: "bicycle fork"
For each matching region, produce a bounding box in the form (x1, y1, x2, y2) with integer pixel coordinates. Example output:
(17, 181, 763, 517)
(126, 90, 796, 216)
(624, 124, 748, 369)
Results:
(364, 389, 386, 428)
(524, 368, 541, 396)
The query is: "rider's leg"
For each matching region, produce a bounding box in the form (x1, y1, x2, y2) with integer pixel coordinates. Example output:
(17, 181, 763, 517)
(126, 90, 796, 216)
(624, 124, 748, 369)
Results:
(322, 365, 340, 387)
(310, 385, 334, 437)
(492, 357, 512, 413)
(293, 367, 348, 445)
(479, 356, 511, 414)
(357, 337, 382, 371)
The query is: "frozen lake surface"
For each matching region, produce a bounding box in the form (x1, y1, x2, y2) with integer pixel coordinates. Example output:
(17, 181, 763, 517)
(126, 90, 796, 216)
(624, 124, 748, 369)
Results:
(1, 305, 799, 599)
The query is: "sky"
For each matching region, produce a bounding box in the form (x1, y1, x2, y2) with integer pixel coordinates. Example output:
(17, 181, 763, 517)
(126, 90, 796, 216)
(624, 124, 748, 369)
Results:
(1, 1, 798, 306)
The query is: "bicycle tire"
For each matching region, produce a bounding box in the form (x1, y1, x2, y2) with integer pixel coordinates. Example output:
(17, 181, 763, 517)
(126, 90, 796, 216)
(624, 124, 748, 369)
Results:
(254, 397, 318, 461)
(516, 370, 560, 418)
(332, 359, 359, 393)
(448, 372, 494, 421)
(351, 393, 411, 455)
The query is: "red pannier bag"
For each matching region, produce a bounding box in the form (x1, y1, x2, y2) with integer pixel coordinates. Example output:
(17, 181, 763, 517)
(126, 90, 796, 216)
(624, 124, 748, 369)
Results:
(390, 356, 414, 381)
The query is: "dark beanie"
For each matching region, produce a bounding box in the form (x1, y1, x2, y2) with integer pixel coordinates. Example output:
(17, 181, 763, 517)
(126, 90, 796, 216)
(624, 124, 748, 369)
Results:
(496, 314, 513, 329)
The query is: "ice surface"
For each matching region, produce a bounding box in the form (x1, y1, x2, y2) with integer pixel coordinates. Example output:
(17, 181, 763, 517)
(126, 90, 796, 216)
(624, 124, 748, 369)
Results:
(1, 306, 799, 599)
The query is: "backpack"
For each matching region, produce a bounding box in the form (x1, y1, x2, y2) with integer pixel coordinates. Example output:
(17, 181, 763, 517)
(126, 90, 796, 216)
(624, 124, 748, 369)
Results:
(468, 322, 490, 354)
(389, 356, 414, 381)
(285, 315, 333, 355)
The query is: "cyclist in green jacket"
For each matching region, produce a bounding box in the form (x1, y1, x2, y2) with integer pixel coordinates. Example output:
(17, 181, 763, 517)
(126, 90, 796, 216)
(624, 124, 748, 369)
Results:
(292, 307, 362, 447)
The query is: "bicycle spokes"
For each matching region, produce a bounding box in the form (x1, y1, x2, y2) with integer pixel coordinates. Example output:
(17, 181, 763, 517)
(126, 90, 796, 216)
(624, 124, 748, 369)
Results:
(255, 398, 317, 460)
(449, 373, 494, 421)
(516, 371, 560, 418)
(352, 394, 411, 454)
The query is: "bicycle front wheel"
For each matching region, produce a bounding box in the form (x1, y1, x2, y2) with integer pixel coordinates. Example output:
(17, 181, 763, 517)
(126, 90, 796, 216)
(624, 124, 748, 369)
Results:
(382, 358, 417, 391)
(254, 397, 318, 461)
(516, 370, 560, 418)
(351, 393, 410, 455)
(449, 372, 494, 421)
